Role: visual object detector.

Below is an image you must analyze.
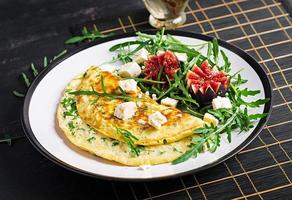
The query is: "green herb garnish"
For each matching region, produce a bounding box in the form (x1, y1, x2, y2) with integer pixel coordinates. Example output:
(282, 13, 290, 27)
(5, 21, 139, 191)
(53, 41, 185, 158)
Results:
(21, 73, 31, 87)
(61, 97, 78, 118)
(65, 26, 114, 44)
(68, 121, 75, 135)
(116, 127, 140, 156)
(87, 137, 96, 143)
(173, 108, 239, 164)
(70, 90, 140, 101)
(112, 140, 119, 146)
(12, 91, 24, 97)
(31, 63, 38, 77)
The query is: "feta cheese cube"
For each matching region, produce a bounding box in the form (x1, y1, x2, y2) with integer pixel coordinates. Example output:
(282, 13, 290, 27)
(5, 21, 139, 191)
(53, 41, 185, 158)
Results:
(138, 119, 146, 125)
(99, 64, 117, 73)
(145, 91, 150, 96)
(203, 113, 219, 127)
(114, 102, 137, 120)
(148, 111, 167, 129)
(132, 48, 149, 64)
(152, 94, 157, 101)
(174, 52, 188, 62)
(118, 79, 137, 93)
(118, 62, 141, 78)
(212, 96, 232, 110)
(161, 97, 179, 107)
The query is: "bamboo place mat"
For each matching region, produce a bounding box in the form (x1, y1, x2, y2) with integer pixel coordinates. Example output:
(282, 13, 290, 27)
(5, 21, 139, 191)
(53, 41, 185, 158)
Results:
(3, 0, 290, 199)
(69, 0, 292, 199)
(68, 1, 292, 200)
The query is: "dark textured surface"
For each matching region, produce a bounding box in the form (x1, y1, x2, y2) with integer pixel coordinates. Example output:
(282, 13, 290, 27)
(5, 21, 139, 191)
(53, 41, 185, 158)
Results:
(0, 0, 291, 199)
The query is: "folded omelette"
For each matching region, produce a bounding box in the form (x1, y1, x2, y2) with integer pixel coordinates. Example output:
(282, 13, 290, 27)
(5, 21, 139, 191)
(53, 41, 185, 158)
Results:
(75, 66, 204, 146)
(57, 74, 201, 166)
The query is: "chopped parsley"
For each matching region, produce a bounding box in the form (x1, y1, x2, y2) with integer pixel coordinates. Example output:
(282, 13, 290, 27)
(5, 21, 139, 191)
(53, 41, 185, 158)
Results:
(68, 121, 75, 135)
(61, 97, 77, 118)
(112, 140, 119, 146)
(87, 137, 96, 143)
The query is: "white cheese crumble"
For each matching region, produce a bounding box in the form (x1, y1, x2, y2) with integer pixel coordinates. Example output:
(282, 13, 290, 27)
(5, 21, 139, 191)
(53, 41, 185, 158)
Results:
(118, 62, 141, 78)
(118, 79, 137, 93)
(138, 93, 142, 98)
(161, 97, 178, 107)
(212, 96, 232, 110)
(203, 113, 219, 127)
(145, 91, 150, 96)
(174, 52, 188, 62)
(99, 64, 117, 73)
(148, 111, 167, 129)
(152, 94, 157, 101)
(132, 48, 149, 64)
(138, 119, 146, 125)
(114, 102, 137, 120)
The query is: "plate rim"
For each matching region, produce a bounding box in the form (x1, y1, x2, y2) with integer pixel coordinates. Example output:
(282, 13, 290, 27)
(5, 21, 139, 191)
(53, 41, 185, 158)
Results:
(21, 30, 273, 181)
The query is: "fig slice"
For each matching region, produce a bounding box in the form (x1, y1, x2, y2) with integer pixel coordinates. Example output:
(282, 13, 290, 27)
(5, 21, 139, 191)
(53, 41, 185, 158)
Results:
(143, 50, 180, 80)
(186, 60, 230, 104)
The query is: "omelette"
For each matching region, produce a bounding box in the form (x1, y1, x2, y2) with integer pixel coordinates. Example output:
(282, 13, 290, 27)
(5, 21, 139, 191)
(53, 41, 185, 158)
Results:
(75, 66, 204, 146)
(57, 75, 200, 166)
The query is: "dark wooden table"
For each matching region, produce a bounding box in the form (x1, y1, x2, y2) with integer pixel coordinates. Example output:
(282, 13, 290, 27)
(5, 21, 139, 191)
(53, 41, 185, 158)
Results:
(1, 0, 291, 199)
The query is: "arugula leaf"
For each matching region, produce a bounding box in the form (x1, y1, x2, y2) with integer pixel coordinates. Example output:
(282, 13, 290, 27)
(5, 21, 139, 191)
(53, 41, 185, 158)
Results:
(116, 127, 140, 156)
(82, 26, 89, 35)
(232, 74, 248, 87)
(53, 49, 67, 60)
(173, 108, 239, 164)
(207, 41, 212, 59)
(244, 98, 270, 108)
(43, 56, 48, 67)
(193, 127, 210, 134)
(226, 126, 232, 143)
(240, 88, 260, 97)
(220, 50, 231, 73)
(109, 41, 146, 52)
(100, 75, 107, 93)
(170, 94, 199, 107)
(130, 77, 165, 84)
(69, 90, 141, 101)
(31, 63, 38, 77)
(65, 27, 113, 44)
(12, 90, 24, 97)
(65, 36, 85, 44)
(212, 38, 219, 65)
(184, 106, 204, 118)
(172, 141, 203, 164)
(182, 54, 200, 76)
(248, 113, 268, 120)
(21, 73, 31, 87)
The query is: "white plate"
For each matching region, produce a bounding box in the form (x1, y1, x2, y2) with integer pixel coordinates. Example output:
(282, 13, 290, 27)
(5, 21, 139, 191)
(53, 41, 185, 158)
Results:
(22, 30, 272, 181)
